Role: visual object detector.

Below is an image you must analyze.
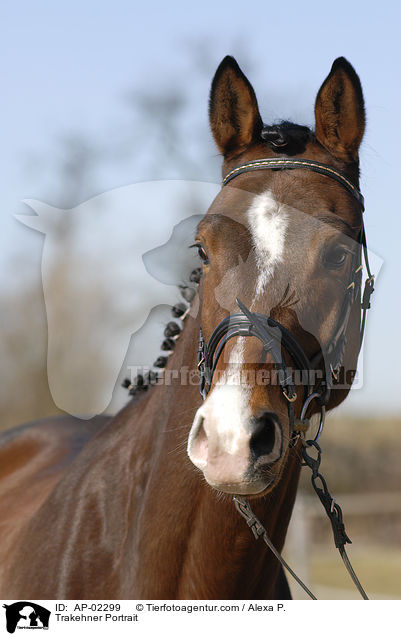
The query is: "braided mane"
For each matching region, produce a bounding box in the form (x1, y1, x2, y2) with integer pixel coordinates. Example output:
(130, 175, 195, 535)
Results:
(122, 267, 201, 397)
(261, 121, 313, 156)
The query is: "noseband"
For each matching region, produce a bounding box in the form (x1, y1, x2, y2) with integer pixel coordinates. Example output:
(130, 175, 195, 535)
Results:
(197, 158, 374, 438)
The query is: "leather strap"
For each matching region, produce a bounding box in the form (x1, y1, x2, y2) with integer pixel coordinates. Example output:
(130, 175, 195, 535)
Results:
(222, 157, 365, 210)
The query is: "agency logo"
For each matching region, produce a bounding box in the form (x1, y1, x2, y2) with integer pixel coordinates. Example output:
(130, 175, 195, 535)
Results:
(2, 603, 50, 633)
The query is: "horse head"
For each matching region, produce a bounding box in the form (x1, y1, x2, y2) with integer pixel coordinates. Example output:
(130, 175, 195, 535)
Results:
(188, 56, 366, 495)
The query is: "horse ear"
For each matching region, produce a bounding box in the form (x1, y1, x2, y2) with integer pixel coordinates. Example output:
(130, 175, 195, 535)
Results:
(209, 56, 263, 157)
(314, 57, 365, 161)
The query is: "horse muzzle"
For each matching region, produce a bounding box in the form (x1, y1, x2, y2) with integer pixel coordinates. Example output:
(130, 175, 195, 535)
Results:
(187, 386, 284, 494)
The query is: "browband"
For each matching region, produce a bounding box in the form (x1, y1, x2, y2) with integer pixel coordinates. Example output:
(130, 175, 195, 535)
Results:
(222, 158, 364, 211)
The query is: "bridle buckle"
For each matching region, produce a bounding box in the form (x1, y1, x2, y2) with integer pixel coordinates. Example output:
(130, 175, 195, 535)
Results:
(283, 391, 298, 403)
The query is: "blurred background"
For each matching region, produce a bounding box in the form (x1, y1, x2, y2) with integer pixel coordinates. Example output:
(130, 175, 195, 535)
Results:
(1, 0, 400, 599)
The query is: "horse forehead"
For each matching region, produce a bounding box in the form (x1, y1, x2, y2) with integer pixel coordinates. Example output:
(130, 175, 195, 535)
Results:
(204, 187, 319, 270)
(244, 188, 326, 255)
(206, 188, 289, 241)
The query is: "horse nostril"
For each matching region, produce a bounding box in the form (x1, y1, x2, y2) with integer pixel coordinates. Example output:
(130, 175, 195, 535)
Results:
(250, 412, 282, 465)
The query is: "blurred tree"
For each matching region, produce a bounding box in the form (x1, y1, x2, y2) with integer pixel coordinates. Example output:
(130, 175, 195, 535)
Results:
(0, 47, 218, 430)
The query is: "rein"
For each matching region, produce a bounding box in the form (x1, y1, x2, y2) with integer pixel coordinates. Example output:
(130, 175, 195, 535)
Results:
(197, 157, 374, 600)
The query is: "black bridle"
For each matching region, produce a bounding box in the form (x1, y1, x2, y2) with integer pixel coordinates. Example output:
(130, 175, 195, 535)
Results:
(197, 157, 374, 440)
(197, 157, 375, 600)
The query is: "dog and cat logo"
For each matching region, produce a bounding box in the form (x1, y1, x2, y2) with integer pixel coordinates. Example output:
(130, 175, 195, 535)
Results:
(2, 603, 50, 633)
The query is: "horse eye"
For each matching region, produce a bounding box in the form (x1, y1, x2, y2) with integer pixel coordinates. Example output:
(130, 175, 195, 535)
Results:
(323, 245, 348, 269)
(191, 243, 210, 265)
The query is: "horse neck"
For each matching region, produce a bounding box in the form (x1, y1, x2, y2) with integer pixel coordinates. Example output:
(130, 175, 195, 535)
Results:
(124, 309, 302, 599)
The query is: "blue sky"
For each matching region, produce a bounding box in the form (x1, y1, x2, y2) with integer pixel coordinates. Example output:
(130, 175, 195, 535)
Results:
(1, 0, 400, 415)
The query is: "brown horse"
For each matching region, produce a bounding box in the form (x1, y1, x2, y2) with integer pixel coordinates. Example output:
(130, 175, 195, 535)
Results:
(0, 55, 368, 599)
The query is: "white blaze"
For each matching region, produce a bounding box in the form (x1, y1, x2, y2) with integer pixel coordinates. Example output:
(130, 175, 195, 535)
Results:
(188, 339, 251, 467)
(209, 338, 251, 455)
(247, 190, 288, 298)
